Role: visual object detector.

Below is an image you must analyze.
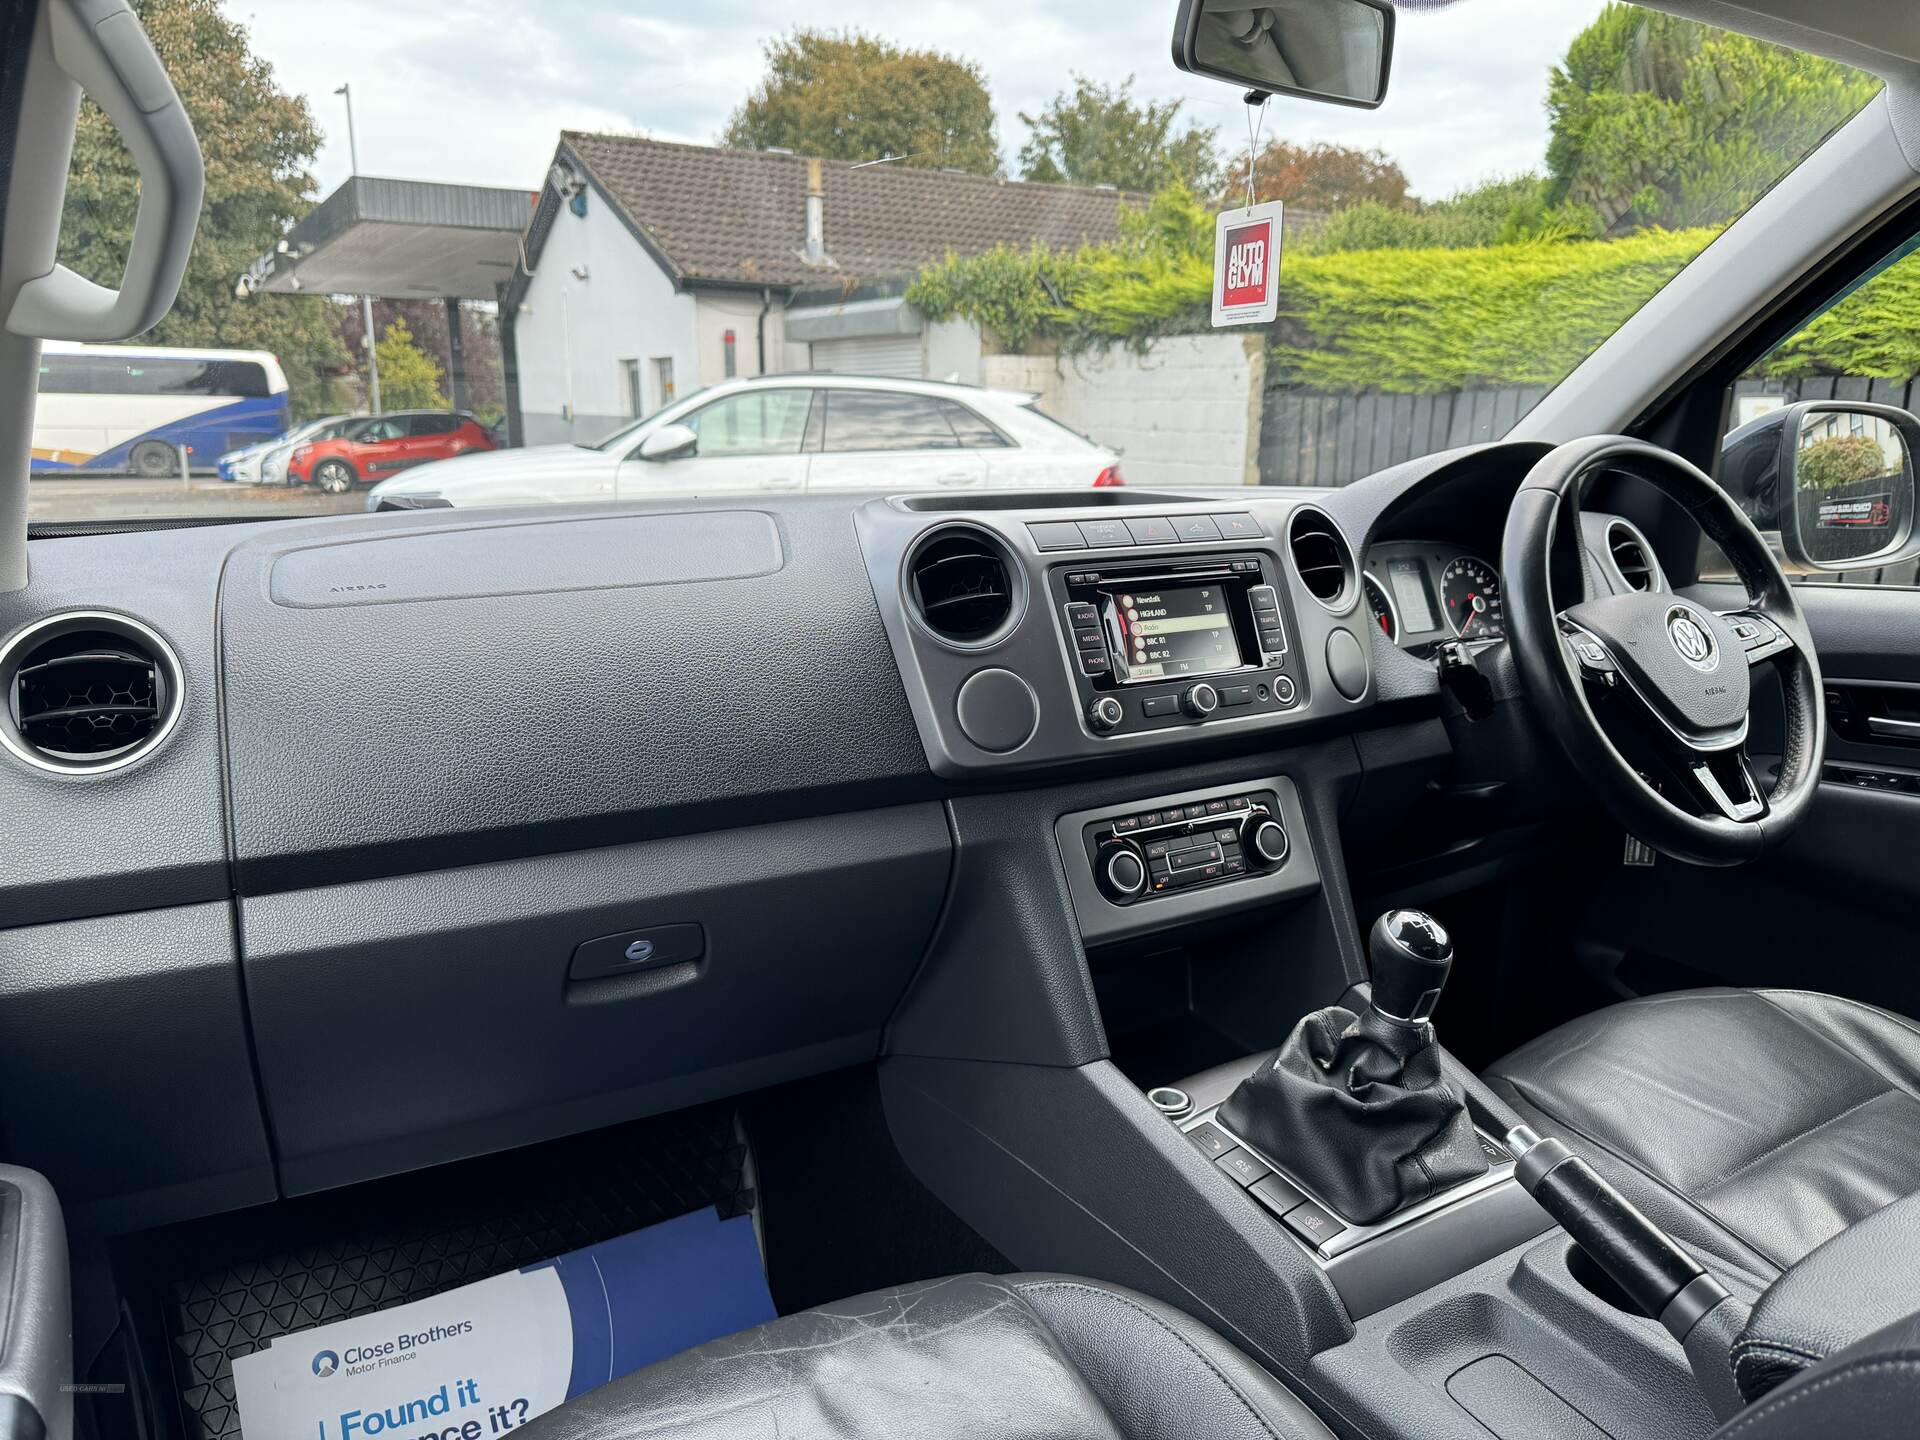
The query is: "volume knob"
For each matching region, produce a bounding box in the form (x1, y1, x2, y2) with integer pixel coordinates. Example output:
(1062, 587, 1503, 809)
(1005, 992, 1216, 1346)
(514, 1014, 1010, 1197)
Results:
(1087, 695, 1125, 732)
(1182, 682, 1220, 718)
(1100, 844, 1148, 901)
(1245, 816, 1289, 866)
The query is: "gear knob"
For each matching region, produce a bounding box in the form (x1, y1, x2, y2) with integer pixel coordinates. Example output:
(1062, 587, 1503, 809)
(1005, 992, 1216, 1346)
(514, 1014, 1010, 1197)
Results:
(1368, 909, 1454, 1024)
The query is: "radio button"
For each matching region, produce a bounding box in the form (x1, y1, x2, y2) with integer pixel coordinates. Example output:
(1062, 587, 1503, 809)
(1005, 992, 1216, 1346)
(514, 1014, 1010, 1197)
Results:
(1064, 601, 1099, 628)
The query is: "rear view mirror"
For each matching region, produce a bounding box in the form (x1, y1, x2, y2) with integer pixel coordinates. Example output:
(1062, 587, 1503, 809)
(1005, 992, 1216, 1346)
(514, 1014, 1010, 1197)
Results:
(1754, 402, 1920, 571)
(638, 423, 698, 462)
(1172, 0, 1394, 109)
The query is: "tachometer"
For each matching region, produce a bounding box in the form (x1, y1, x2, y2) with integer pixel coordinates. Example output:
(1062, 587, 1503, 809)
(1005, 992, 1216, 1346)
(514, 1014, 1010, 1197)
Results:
(1363, 573, 1397, 643)
(1439, 556, 1503, 640)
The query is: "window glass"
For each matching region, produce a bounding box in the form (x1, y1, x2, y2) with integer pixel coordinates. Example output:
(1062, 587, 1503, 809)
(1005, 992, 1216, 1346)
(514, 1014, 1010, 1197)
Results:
(941, 400, 1010, 448)
(822, 391, 961, 452)
(1711, 238, 1920, 586)
(410, 413, 458, 436)
(684, 389, 810, 458)
(353, 418, 407, 443)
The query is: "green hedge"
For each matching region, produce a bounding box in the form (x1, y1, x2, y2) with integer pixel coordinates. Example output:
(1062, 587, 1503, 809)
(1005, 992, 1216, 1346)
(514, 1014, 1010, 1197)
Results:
(908, 184, 1920, 393)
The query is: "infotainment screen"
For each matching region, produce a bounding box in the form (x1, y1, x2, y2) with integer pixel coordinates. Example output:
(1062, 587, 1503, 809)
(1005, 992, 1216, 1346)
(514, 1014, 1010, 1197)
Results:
(1104, 582, 1244, 683)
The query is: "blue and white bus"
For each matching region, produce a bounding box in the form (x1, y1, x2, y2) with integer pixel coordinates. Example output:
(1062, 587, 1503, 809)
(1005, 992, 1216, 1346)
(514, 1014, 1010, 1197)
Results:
(32, 342, 291, 476)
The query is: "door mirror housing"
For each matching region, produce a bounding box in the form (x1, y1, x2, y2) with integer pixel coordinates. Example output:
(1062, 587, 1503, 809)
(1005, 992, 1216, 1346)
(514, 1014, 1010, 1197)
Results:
(1725, 401, 1920, 572)
(1171, 0, 1393, 109)
(638, 423, 698, 462)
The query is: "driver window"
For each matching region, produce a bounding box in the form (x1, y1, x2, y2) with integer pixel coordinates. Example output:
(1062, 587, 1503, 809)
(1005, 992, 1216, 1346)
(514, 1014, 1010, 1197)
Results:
(1712, 237, 1920, 587)
(683, 389, 810, 458)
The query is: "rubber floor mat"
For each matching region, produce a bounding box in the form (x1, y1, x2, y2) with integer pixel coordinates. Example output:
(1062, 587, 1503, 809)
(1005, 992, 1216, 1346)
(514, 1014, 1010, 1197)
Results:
(146, 1103, 756, 1440)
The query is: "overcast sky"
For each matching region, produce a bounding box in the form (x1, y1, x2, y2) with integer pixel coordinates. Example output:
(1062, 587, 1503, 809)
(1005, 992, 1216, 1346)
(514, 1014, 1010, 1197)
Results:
(223, 0, 1605, 205)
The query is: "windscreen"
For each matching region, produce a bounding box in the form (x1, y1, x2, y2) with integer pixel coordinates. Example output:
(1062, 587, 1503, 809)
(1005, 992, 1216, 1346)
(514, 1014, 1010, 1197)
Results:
(31, 0, 1878, 521)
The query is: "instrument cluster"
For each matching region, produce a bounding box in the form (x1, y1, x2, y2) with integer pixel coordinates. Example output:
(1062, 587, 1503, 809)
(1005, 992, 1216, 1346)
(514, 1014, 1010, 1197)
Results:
(1362, 542, 1507, 651)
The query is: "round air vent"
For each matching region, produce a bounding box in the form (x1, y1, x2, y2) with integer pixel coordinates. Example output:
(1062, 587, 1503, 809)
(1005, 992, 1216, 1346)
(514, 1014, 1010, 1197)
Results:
(906, 525, 1021, 646)
(1287, 506, 1356, 611)
(1607, 521, 1659, 593)
(0, 612, 183, 774)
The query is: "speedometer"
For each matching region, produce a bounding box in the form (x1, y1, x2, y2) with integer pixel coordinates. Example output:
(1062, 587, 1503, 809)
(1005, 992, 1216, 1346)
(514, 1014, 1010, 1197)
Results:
(1439, 556, 1504, 640)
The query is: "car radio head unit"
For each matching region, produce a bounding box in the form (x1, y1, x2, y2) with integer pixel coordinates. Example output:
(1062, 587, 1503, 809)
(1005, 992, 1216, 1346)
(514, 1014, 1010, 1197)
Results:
(1053, 552, 1303, 738)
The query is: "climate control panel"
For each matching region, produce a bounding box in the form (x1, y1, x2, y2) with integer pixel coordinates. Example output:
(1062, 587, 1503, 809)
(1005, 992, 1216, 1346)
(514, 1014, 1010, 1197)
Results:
(1054, 777, 1322, 944)
(1088, 791, 1288, 904)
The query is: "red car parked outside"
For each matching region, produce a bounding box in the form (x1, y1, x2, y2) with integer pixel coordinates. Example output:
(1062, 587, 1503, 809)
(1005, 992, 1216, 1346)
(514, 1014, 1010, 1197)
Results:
(288, 410, 495, 493)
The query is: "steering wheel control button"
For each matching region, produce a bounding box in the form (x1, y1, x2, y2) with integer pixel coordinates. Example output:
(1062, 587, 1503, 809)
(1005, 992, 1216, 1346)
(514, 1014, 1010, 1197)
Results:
(1280, 1199, 1348, 1250)
(956, 668, 1040, 754)
(1215, 1147, 1274, 1188)
(1187, 1123, 1235, 1159)
(1326, 629, 1370, 700)
(1087, 695, 1125, 732)
(569, 923, 705, 982)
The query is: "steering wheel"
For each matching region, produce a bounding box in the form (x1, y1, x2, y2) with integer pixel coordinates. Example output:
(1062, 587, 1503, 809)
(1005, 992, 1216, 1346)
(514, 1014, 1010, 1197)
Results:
(1501, 435, 1826, 866)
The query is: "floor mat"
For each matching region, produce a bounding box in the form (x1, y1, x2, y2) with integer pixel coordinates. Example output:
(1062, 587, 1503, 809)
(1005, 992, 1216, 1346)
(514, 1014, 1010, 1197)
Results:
(134, 1102, 756, 1440)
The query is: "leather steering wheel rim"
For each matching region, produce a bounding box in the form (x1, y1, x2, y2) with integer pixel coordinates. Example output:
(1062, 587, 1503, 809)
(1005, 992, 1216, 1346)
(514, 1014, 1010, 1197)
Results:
(1501, 435, 1826, 866)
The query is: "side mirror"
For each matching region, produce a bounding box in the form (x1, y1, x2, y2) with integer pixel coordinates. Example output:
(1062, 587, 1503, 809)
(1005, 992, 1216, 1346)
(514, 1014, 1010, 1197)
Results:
(1729, 401, 1920, 571)
(1171, 0, 1393, 109)
(638, 422, 697, 462)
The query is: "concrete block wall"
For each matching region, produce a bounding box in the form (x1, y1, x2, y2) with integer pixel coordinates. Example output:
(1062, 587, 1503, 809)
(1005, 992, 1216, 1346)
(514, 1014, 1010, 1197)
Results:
(983, 332, 1265, 488)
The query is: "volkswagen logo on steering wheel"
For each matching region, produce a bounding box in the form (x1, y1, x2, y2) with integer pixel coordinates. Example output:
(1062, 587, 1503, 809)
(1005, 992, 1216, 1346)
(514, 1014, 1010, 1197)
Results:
(1666, 606, 1718, 672)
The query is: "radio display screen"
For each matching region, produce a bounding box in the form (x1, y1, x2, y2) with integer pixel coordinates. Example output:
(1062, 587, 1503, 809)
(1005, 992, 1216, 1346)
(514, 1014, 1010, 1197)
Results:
(1105, 582, 1244, 683)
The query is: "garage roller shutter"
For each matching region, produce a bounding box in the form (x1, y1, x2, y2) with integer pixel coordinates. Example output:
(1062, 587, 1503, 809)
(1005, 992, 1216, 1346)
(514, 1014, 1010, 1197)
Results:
(811, 335, 924, 378)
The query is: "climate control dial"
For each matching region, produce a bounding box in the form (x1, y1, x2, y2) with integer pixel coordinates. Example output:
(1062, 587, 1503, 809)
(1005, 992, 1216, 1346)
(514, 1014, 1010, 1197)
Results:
(1098, 842, 1149, 901)
(1243, 814, 1290, 867)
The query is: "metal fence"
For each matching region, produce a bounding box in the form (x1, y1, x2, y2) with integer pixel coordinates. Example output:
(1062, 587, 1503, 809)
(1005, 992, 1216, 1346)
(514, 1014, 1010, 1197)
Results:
(1257, 384, 1550, 487)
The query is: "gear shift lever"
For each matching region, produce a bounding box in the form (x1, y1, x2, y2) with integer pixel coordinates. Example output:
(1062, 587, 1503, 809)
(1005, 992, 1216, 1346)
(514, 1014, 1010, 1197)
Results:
(1217, 908, 1487, 1225)
(1369, 909, 1454, 1024)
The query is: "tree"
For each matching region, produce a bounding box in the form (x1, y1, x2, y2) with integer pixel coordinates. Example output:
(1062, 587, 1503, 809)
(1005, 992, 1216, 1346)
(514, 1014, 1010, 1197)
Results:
(1219, 140, 1408, 212)
(56, 0, 348, 416)
(1306, 175, 1599, 253)
(1798, 434, 1891, 493)
(1546, 4, 1880, 232)
(373, 319, 446, 410)
(722, 30, 999, 176)
(1017, 76, 1218, 193)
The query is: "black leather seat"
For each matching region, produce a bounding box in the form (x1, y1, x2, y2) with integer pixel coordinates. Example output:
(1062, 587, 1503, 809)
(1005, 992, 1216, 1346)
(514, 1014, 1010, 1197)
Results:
(1486, 987, 1920, 1285)
(519, 1271, 1336, 1440)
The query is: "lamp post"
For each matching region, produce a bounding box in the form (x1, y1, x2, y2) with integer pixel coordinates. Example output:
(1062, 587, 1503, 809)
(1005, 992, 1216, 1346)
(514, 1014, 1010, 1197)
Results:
(334, 82, 381, 414)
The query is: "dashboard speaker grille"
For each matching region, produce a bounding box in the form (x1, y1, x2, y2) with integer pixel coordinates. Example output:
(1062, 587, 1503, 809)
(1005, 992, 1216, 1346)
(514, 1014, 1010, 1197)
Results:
(1288, 507, 1355, 609)
(2, 615, 180, 772)
(908, 527, 1016, 644)
(1608, 524, 1657, 592)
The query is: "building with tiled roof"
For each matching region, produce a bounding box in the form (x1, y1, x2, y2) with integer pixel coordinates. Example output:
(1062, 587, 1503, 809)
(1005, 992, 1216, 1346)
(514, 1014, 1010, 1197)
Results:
(503, 132, 1144, 445)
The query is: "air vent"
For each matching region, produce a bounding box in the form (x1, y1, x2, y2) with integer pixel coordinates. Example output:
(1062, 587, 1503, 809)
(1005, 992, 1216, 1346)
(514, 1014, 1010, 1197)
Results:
(0, 613, 182, 774)
(907, 526, 1020, 646)
(1287, 506, 1355, 610)
(1607, 523, 1658, 593)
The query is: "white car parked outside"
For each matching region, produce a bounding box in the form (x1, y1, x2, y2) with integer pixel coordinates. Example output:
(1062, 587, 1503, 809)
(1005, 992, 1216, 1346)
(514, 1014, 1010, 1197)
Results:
(367, 375, 1121, 510)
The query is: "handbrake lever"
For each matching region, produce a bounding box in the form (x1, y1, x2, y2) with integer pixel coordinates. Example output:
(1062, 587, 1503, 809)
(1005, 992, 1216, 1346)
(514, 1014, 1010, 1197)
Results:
(1508, 1126, 1749, 1419)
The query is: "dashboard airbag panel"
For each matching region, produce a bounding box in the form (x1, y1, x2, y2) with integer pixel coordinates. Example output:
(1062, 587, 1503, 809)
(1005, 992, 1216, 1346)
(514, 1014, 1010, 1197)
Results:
(269, 511, 783, 608)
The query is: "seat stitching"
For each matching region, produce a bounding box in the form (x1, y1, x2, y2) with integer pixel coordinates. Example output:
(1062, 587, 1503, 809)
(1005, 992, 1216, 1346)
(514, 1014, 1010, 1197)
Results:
(1492, 1074, 1783, 1276)
(1732, 1338, 1828, 1396)
(1710, 1356, 1920, 1440)
(1695, 1090, 1892, 1198)
(1014, 1279, 1294, 1440)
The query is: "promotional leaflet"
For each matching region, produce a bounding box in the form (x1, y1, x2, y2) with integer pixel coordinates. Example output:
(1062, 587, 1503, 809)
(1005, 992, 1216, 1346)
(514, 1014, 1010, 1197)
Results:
(232, 1207, 773, 1440)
